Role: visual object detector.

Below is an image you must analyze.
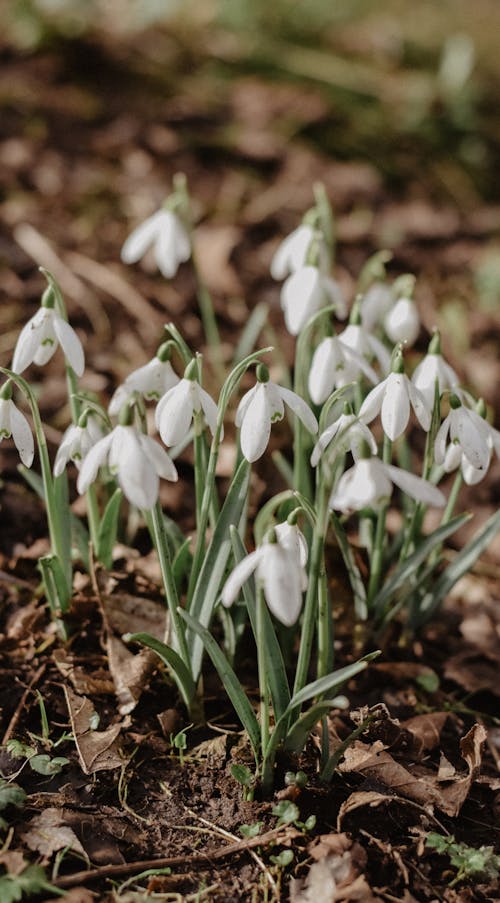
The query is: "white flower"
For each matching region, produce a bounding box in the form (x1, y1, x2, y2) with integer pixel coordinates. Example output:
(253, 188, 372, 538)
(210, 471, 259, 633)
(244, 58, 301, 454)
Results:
(411, 351, 459, 410)
(109, 357, 180, 417)
(280, 266, 347, 336)
(121, 208, 191, 279)
(311, 411, 377, 466)
(274, 520, 308, 572)
(359, 371, 431, 441)
(330, 456, 445, 513)
(270, 224, 318, 280)
(360, 282, 394, 331)
(155, 378, 218, 447)
(435, 404, 494, 475)
(384, 297, 420, 347)
(54, 414, 106, 477)
(12, 307, 84, 376)
(77, 424, 177, 510)
(0, 397, 34, 466)
(308, 335, 378, 404)
(337, 323, 391, 376)
(442, 423, 500, 484)
(221, 533, 307, 626)
(236, 378, 318, 463)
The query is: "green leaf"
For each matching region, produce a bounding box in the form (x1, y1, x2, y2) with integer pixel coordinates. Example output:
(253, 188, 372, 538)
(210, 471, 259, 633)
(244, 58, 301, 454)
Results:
(96, 487, 123, 568)
(5, 740, 36, 761)
(289, 655, 377, 711)
(272, 801, 299, 825)
(330, 511, 367, 620)
(0, 779, 26, 812)
(187, 458, 251, 682)
(284, 700, 339, 753)
(19, 465, 89, 571)
(270, 850, 294, 867)
(28, 755, 69, 776)
(172, 537, 193, 593)
(231, 764, 254, 788)
(38, 554, 70, 617)
(230, 527, 290, 721)
(180, 609, 261, 758)
(0, 863, 63, 902)
(239, 821, 263, 838)
(418, 510, 500, 624)
(373, 513, 471, 617)
(124, 633, 196, 709)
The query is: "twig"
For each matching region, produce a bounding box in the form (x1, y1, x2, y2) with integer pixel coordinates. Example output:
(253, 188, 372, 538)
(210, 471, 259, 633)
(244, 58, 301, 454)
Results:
(53, 824, 299, 890)
(2, 663, 47, 744)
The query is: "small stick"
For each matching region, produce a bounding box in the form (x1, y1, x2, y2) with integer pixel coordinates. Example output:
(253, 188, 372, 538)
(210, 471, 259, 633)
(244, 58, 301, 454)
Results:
(53, 825, 299, 889)
(2, 663, 46, 744)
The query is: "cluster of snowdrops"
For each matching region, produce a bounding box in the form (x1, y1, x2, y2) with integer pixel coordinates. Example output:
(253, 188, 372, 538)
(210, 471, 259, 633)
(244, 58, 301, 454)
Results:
(1, 179, 499, 791)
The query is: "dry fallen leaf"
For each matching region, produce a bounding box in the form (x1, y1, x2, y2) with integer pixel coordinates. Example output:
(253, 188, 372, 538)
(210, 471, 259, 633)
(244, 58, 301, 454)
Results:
(63, 686, 123, 774)
(338, 741, 442, 810)
(401, 713, 449, 752)
(20, 808, 87, 861)
(437, 723, 487, 817)
(290, 832, 380, 902)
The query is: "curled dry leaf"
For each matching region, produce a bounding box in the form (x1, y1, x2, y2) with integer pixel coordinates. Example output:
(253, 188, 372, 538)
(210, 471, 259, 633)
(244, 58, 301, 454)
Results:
(20, 807, 87, 861)
(437, 722, 487, 817)
(339, 741, 443, 810)
(290, 832, 380, 903)
(63, 686, 123, 774)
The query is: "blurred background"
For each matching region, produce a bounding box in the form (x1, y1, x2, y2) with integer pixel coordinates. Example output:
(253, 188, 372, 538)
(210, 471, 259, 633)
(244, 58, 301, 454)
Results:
(1, 0, 499, 397)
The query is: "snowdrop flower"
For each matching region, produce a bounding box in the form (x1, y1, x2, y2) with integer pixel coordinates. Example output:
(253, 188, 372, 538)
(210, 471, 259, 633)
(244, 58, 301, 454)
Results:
(12, 288, 84, 377)
(77, 423, 177, 510)
(109, 341, 180, 416)
(155, 362, 218, 447)
(0, 383, 34, 467)
(329, 450, 446, 513)
(280, 266, 347, 336)
(311, 404, 377, 466)
(236, 364, 318, 463)
(222, 528, 307, 626)
(308, 335, 378, 404)
(274, 514, 308, 571)
(360, 282, 394, 331)
(359, 349, 431, 441)
(270, 223, 318, 280)
(435, 395, 495, 478)
(384, 296, 420, 347)
(54, 411, 106, 477)
(337, 305, 391, 376)
(411, 332, 459, 409)
(121, 207, 191, 279)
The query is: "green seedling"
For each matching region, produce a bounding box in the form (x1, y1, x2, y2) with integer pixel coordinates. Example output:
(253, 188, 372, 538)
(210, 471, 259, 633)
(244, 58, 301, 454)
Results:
(426, 832, 500, 887)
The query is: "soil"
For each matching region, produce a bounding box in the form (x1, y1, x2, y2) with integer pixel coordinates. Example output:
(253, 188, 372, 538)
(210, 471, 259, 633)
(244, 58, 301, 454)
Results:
(0, 15, 499, 902)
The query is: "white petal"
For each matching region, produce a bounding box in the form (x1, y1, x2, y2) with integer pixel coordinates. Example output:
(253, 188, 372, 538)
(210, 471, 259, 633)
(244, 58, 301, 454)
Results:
(11, 312, 45, 373)
(406, 376, 431, 431)
(77, 432, 113, 494)
(322, 276, 348, 319)
(139, 434, 178, 482)
(270, 225, 313, 280)
(156, 380, 193, 446)
(53, 425, 78, 476)
(108, 384, 131, 417)
(281, 266, 322, 335)
(277, 385, 318, 434)
(381, 373, 410, 440)
(434, 416, 451, 465)
(154, 212, 178, 278)
(361, 283, 393, 330)
(197, 387, 219, 437)
(261, 544, 304, 627)
(367, 333, 391, 374)
(462, 456, 488, 485)
(385, 298, 420, 346)
(10, 403, 34, 467)
(359, 378, 388, 425)
(221, 549, 263, 607)
(172, 216, 191, 264)
(117, 429, 159, 509)
(53, 316, 85, 376)
(308, 338, 340, 405)
(455, 410, 490, 470)
(235, 384, 258, 428)
(275, 521, 308, 568)
(386, 463, 445, 507)
(443, 442, 462, 473)
(330, 458, 391, 512)
(412, 356, 439, 410)
(310, 421, 340, 466)
(121, 210, 164, 264)
(240, 385, 272, 462)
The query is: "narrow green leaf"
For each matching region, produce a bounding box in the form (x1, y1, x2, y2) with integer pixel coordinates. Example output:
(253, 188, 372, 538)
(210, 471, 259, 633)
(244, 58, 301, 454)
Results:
(230, 527, 290, 720)
(172, 537, 193, 592)
(330, 511, 367, 620)
(96, 488, 122, 568)
(284, 700, 337, 753)
(290, 655, 378, 711)
(124, 632, 196, 708)
(179, 609, 261, 757)
(38, 554, 70, 616)
(418, 510, 500, 623)
(373, 513, 471, 617)
(188, 458, 251, 681)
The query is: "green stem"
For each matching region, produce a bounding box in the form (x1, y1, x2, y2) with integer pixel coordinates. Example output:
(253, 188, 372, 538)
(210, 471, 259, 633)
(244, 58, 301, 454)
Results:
(367, 435, 392, 606)
(191, 253, 225, 381)
(149, 502, 190, 668)
(256, 586, 270, 760)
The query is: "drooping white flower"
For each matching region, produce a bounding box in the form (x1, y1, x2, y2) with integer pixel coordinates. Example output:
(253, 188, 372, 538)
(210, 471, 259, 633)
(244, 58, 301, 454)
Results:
(109, 345, 180, 417)
(329, 455, 446, 513)
(311, 408, 377, 466)
(270, 223, 318, 280)
(337, 321, 391, 377)
(236, 367, 318, 463)
(77, 424, 177, 510)
(121, 208, 191, 279)
(0, 392, 34, 467)
(308, 335, 378, 404)
(54, 413, 106, 477)
(441, 421, 500, 485)
(435, 398, 494, 477)
(12, 306, 84, 376)
(221, 531, 307, 626)
(360, 282, 394, 331)
(274, 519, 308, 572)
(155, 375, 218, 447)
(359, 356, 431, 441)
(384, 297, 420, 347)
(411, 334, 460, 409)
(280, 266, 347, 336)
